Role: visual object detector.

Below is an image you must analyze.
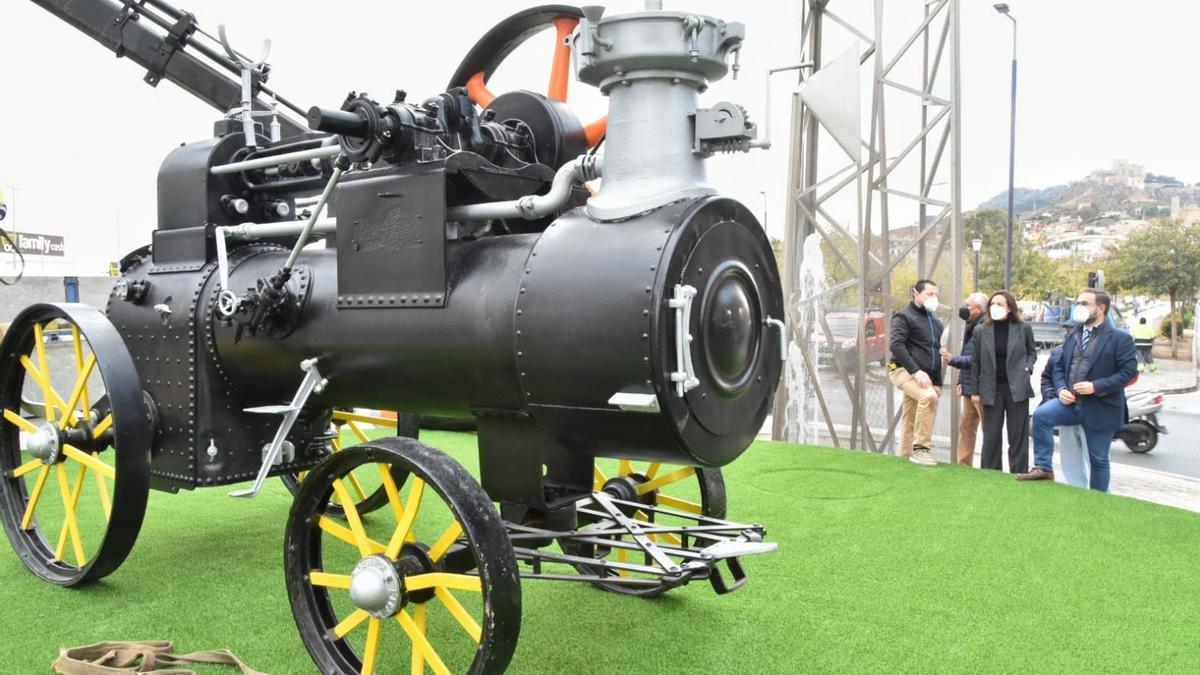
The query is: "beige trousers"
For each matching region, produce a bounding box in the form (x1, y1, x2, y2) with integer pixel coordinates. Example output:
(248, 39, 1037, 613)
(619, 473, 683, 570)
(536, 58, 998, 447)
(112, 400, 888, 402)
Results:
(889, 368, 940, 456)
(957, 395, 983, 466)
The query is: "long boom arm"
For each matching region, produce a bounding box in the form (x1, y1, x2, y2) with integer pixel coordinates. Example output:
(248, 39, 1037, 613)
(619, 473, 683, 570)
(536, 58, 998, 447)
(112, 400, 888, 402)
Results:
(32, 0, 309, 139)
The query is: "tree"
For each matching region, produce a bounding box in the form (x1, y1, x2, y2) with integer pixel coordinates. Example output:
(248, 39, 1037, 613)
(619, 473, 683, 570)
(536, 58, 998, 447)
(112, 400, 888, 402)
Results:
(1107, 219, 1200, 358)
(964, 207, 1070, 301)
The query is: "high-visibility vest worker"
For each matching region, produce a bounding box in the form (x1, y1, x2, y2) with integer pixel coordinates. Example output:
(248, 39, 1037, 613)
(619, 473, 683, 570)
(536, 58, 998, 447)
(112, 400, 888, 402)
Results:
(1131, 318, 1156, 346)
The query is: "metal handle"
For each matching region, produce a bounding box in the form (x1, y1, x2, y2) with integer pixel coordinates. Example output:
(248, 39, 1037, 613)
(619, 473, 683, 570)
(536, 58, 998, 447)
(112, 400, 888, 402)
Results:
(668, 284, 700, 397)
(765, 316, 788, 361)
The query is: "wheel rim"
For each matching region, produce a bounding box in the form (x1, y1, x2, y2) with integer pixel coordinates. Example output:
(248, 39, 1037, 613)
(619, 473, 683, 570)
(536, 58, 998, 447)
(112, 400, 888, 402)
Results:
(0, 304, 150, 585)
(448, 5, 607, 149)
(287, 437, 520, 675)
(565, 459, 726, 596)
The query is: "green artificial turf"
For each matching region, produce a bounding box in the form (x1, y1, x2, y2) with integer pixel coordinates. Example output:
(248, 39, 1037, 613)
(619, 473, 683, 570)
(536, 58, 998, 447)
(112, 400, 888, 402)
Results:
(1, 433, 1198, 674)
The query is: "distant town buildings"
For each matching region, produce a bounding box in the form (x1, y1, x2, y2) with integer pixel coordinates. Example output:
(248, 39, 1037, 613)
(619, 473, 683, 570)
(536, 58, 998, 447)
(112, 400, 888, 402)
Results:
(1170, 196, 1200, 226)
(1087, 160, 1146, 190)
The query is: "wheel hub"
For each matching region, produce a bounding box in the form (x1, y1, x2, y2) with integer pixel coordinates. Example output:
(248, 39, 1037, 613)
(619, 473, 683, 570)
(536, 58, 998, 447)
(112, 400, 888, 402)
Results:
(602, 474, 656, 513)
(348, 555, 404, 618)
(24, 422, 61, 464)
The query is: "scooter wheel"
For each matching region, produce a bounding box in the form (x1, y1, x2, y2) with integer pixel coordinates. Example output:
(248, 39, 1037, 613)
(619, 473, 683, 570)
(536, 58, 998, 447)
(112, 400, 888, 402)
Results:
(1122, 420, 1158, 453)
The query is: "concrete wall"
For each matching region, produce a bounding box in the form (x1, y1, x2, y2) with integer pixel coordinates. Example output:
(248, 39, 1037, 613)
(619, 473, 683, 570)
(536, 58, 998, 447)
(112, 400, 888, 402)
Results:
(0, 276, 115, 324)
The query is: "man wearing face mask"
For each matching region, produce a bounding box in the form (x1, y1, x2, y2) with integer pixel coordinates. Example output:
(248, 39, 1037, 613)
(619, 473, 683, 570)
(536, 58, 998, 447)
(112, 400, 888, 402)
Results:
(888, 279, 944, 466)
(940, 292, 989, 466)
(1020, 288, 1138, 491)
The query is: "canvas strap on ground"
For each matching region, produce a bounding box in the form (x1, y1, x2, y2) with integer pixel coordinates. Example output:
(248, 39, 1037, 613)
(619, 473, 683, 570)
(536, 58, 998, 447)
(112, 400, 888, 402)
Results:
(52, 640, 267, 675)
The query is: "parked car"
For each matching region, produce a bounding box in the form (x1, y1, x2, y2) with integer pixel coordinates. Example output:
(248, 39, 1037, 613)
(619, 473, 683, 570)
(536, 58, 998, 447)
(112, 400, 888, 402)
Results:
(813, 311, 888, 368)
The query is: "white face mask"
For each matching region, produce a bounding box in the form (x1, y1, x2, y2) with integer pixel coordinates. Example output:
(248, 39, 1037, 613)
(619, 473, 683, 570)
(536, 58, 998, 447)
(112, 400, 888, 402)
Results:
(1071, 304, 1091, 324)
(923, 297, 939, 314)
(990, 305, 1008, 321)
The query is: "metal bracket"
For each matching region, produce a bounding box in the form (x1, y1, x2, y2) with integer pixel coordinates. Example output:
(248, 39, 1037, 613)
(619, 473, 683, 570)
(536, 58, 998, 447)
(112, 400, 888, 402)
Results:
(668, 284, 700, 397)
(765, 316, 788, 361)
(142, 10, 198, 86)
(217, 24, 271, 148)
(230, 358, 327, 498)
(591, 491, 681, 573)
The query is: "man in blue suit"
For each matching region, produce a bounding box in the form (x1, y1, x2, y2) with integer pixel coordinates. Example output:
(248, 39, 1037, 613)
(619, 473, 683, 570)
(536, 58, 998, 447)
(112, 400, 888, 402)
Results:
(1019, 288, 1137, 491)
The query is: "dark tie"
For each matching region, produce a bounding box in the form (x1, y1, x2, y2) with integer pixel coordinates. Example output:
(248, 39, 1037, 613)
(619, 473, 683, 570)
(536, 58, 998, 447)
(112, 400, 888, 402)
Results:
(1082, 327, 1092, 351)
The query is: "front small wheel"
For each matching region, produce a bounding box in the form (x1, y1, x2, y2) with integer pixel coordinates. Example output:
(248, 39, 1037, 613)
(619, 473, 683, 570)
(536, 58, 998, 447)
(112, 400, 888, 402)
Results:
(1123, 421, 1158, 453)
(286, 437, 520, 675)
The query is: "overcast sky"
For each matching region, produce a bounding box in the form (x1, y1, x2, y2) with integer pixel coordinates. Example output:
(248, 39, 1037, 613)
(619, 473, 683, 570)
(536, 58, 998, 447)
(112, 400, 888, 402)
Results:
(1, 0, 1197, 275)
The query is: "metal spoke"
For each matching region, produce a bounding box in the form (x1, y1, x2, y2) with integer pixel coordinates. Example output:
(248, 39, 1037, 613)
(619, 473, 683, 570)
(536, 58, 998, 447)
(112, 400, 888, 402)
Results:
(32, 323, 53, 424)
(13, 458, 43, 478)
(645, 462, 662, 479)
(309, 571, 352, 589)
(435, 587, 482, 642)
(93, 414, 113, 438)
(332, 608, 369, 639)
(656, 494, 703, 515)
(346, 420, 371, 444)
(70, 325, 91, 413)
(385, 477, 425, 559)
(58, 352, 96, 430)
(93, 458, 112, 522)
(56, 462, 89, 564)
(346, 472, 369, 503)
(547, 18, 577, 102)
(411, 604, 427, 675)
(21, 465, 50, 529)
(405, 572, 481, 593)
(618, 460, 633, 477)
(427, 521, 463, 562)
(635, 466, 695, 495)
(20, 356, 73, 424)
(53, 463, 86, 565)
(318, 516, 386, 555)
(3, 408, 38, 434)
(378, 463, 405, 523)
(62, 445, 115, 480)
(330, 479, 373, 557)
(397, 609, 451, 675)
(359, 618, 381, 675)
(593, 465, 607, 491)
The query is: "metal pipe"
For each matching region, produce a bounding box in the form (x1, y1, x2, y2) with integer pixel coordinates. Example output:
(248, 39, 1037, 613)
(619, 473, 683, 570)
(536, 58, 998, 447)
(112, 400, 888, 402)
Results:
(224, 219, 336, 240)
(446, 156, 602, 222)
(749, 63, 815, 150)
(210, 144, 340, 175)
(283, 157, 347, 273)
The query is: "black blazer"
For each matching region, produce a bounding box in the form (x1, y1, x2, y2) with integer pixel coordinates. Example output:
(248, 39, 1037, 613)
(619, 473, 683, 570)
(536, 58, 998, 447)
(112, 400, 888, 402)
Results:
(970, 320, 1037, 406)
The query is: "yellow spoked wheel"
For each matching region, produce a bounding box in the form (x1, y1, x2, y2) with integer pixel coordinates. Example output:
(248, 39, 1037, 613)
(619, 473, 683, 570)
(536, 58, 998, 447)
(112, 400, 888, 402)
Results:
(286, 436, 520, 675)
(282, 410, 417, 519)
(0, 304, 151, 586)
(565, 458, 726, 597)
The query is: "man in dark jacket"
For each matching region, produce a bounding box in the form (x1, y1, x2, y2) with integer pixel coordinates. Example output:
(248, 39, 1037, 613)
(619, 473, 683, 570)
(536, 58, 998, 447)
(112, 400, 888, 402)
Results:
(889, 279, 945, 466)
(1020, 289, 1137, 491)
(941, 292, 988, 466)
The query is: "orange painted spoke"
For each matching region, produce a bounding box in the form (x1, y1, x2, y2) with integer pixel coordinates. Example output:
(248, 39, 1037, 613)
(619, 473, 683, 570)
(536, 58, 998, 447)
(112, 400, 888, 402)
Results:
(92, 414, 113, 439)
(548, 18, 578, 102)
(656, 494, 703, 515)
(330, 479, 373, 557)
(54, 463, 86, 566)
(466, 72, 496, 108)
(593, 465, 607, 491)
(435, 586, 482, 642)
(346, 420, 371, 444)
(310, 571, 352, 589)
(618, 460, 634, 477)
(410, 604, 427, 675)
(58, 352, 96, 430)
(93, 459, 112, 522)
(13, 458, 43, 478)
(397, 609, 451, 675)
(3, 408, 38, 434)
(386, 477, 425, 559)
(428, 521, 463, 562)
(70, 326, 91, 414)
(378, 463, 406, 523)
(21, 465, 50, 530)
(62, 445, 115, 480)
(406, 572, 481, 593)
(359, 618, 381, 675)
(318, 516, 386, 555)
(332, 608, 369, 639)
(645, 462, 662, 479)
(635, 466, 695, 495)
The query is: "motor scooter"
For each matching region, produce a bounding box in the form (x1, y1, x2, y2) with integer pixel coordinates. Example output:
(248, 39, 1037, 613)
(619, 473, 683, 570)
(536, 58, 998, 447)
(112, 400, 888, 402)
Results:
(1116, 388, 1167, 453)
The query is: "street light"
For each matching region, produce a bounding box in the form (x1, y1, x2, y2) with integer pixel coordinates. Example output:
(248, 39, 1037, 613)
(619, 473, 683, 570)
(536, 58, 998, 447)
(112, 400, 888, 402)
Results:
(971, 238, 983, 291)
(995, 3, 1017, 291)
(758, 190, 768, 232)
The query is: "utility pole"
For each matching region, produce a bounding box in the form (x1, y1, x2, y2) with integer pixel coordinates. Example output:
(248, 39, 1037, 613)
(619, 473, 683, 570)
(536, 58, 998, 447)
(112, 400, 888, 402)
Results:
(995, 4, 1017, 290)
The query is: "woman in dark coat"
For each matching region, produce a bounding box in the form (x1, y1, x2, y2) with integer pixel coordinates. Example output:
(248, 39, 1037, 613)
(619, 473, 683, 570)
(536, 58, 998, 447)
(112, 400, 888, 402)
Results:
(969, 290, 1037, 472)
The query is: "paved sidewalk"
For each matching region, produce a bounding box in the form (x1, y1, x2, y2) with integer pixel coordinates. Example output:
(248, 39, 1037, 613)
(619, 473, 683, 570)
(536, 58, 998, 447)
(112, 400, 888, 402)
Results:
(1130, 354, 1196, 393)
(1106, 461, 1200, 513)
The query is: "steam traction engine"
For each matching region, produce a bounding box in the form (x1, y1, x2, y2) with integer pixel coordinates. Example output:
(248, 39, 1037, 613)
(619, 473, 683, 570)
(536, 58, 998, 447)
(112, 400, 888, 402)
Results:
(0, 1, 784, 672)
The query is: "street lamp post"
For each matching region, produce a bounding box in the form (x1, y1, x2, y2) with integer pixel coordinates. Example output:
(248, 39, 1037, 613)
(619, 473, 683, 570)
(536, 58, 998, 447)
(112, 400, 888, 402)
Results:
(758, 190, 768, 233)
(971, 238, 983, 291)
(995, 3, 1017, 291)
